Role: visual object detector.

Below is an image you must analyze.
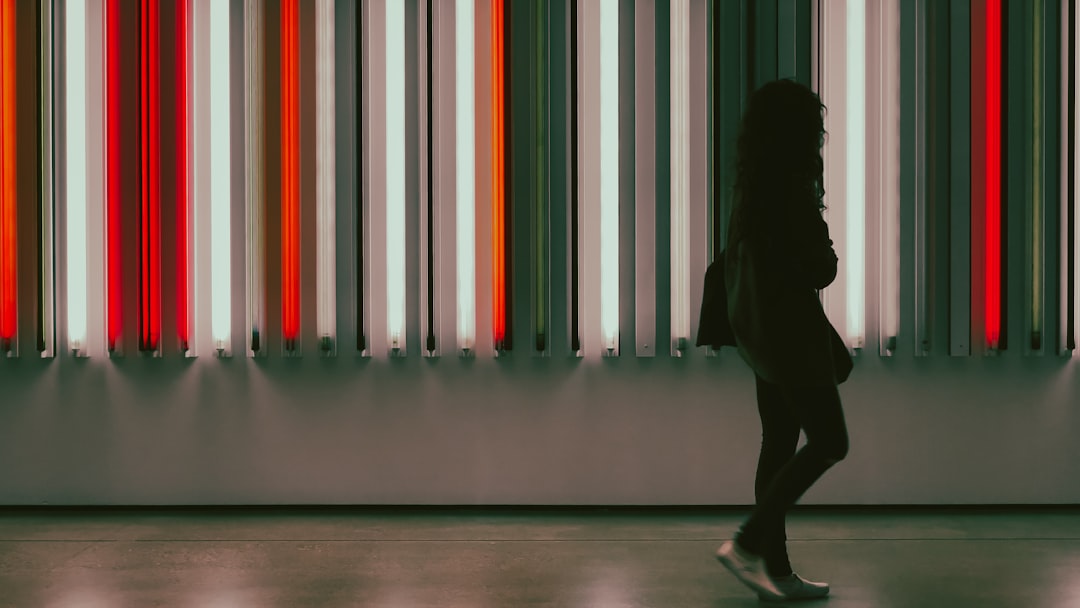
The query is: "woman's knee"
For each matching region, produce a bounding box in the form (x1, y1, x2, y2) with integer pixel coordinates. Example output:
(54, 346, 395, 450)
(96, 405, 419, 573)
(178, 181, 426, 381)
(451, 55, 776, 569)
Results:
(809, 431, 848, 465)
(821, 432, 849, 464)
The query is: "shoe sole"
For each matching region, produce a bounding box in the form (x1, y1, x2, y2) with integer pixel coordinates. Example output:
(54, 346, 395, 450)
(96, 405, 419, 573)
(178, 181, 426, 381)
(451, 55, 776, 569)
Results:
(714, 551, 786, 602)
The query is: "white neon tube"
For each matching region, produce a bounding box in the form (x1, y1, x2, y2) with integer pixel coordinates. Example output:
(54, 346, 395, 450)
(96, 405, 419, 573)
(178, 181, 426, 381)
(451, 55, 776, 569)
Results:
(456, 0, 475, 353)
(244, 0, 263, 355)
(846, 0, 865, 349)
(66, 0, 88, 355)
(386, 0, 405, 353)
(599, 0, 619, 354)
(670, 0, 689, 356)
(209, 0, 230, 355)
(317, 0, 336, 353)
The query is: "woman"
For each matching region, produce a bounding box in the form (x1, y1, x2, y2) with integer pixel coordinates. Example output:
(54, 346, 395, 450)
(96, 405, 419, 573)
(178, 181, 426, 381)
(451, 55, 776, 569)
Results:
(714, 79, 852, 602)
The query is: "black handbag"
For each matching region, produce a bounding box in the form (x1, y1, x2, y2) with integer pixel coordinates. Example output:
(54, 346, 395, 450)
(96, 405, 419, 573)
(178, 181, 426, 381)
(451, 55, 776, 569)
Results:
(695, 251, 737, 349)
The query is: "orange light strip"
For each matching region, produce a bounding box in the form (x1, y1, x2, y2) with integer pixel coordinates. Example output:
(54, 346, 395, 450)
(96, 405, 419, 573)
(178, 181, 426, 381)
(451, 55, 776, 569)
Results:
(0, 0, 15, 351)
(281, 0, 300, 348)
(492, 0, 506, 348)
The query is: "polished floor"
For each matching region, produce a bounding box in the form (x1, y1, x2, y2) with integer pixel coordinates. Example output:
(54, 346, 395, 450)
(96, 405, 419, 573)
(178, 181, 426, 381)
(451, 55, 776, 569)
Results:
(0, 507, 1077, 607)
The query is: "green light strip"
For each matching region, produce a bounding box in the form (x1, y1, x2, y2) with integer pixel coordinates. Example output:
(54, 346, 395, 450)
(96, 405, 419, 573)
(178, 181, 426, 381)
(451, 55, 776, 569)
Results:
(1032, 0, 1043, 342)
(535, 0, 547, 350)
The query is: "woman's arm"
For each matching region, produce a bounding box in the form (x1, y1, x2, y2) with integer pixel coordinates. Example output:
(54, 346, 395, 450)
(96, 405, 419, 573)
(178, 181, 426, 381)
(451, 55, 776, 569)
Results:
(787, 206, 838, 290)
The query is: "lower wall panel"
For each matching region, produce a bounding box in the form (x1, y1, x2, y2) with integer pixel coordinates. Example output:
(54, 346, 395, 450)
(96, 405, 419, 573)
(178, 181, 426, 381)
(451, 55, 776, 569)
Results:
(0, 354, 1078, 505)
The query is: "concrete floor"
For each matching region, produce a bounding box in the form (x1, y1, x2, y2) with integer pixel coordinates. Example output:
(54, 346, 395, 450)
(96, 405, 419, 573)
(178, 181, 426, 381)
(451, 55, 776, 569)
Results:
(0, 508, 1077, 607)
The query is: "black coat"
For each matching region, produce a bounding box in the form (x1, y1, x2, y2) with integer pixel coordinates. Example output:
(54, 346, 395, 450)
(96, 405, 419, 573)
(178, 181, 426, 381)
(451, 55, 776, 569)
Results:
(698, 202, 851, 387)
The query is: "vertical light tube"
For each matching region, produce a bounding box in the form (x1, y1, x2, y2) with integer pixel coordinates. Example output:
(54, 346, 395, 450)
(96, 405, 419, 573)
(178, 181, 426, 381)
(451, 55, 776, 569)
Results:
(66, 0, 88, 355)
(244, 0, 263, 355)
(985, 0, 1002, 350)
(1031, 0, 1043, 350)
(492, 0, 506, 351)
(633, 0, 655, 358)
(209, 0, 230, 355)
(281, 0, 299, 352)
(1064, 0, 1075, 354)
(534, 0, 548, 353)
(356, 0, 366, 354)
(911, 0, 929, 355)
(670, 0, 689, 356)
(570, 0, 580, 354)
(599, 0, 618, 355)
(845, 0, 865, 350)
(0, 0, 15, 353)
(40, 0, 56, 357)
(950, 0, 971, 356)
(177, 0, 190, 352)
(105, 0, 121, 353)
(1071, 0, 1080, 352)
(456, 0, 475, 354)
(386, 0, 405, 354)
(423, 0, 435, 355)
(317, 0, 335, 353)
(139, 0, 161, 353)
(877, 0, 900, 355)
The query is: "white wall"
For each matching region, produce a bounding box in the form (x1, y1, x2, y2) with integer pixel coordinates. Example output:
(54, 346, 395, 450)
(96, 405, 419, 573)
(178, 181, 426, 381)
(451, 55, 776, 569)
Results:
(1, 353, 1077, 505)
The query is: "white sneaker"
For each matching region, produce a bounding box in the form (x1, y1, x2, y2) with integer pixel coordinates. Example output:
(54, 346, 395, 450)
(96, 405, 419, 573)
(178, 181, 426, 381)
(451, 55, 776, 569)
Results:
(715, 540, 785, 601)
(759, 572, 830, 602)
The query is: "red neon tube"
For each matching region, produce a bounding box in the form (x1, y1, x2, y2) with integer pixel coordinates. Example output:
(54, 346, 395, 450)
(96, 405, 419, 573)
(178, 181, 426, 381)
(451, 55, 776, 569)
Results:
(106, 0, 122, 352)
(492, 0, 506, 348)
(176, 0, 189, 351)
(984, 0, 1002, 348)
(282, 0, 300, 347)
(140, 0, 161, 352)
(0, 0, 15, 350)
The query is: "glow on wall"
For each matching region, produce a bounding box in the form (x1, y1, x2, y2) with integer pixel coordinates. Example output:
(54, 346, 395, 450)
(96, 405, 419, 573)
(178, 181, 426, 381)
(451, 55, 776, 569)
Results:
(281, 0, 300, 352)
(0, 0, 14, 352)
(456, 0, 475, 354)
(317, 0, 336, 354)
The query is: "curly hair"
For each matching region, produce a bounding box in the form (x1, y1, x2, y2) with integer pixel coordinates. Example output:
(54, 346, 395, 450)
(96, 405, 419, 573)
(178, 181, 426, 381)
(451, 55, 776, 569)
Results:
(730, 79, 827, 244)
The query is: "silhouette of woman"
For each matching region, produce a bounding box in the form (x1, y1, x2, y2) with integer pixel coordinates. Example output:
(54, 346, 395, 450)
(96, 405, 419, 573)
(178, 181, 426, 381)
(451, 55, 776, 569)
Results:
(714, 79, 852, 602)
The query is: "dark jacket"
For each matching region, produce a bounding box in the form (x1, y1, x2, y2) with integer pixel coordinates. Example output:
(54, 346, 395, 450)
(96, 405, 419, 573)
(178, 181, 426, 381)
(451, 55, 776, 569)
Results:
(722, 200, 852, 387)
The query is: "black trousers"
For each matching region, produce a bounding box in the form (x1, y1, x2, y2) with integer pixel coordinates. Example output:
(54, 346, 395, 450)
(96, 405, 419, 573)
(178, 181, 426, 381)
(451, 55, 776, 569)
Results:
(737, 373, 850, 576)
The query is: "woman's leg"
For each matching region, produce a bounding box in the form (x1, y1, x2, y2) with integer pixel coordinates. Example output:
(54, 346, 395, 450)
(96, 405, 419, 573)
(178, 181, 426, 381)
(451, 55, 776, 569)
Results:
(752, 374, 802, 577)
(737, 380, 849, 562)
